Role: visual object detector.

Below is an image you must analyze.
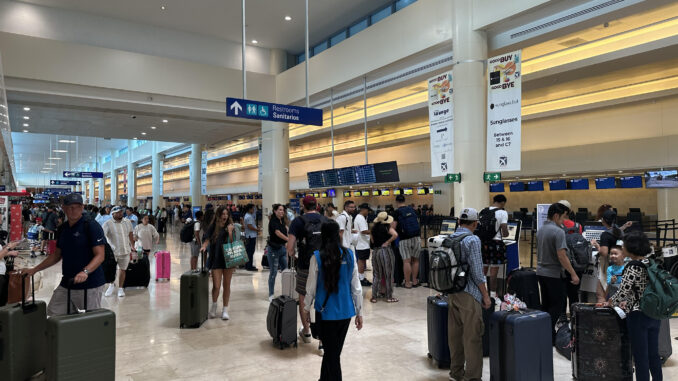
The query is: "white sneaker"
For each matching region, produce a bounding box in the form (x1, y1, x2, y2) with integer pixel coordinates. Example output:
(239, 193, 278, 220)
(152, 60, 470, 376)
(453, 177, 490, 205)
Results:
(221, 307, 230, 320)
(268, 295, 274, 303)
(209, 303, 218, 319)
(118, 288, 125, 298)
(104, 284, 115, 297)
(299, 328, 312, 343)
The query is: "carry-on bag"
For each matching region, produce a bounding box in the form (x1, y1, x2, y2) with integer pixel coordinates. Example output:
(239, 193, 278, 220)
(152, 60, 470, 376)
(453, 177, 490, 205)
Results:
(155, 250, 171, 281)
(0, 275, 47, 381)
(489, 309, 553, 381)
(281, 257, 298, 300)
(426, 295, 450, 369)
(266, 295, 297, 349)
(123, 254, 150, 288)
(506, 268, 541, 309)
(392, 240, 404, 287)
(46, 281, 116, 381)
(482, 297, 496, 357)
(419, 248, 429, 286)
(7, 270, 30, 304)
(180, 252, 209, 328)
(571, 303, 632, 381)
(659, 318, 672, 363)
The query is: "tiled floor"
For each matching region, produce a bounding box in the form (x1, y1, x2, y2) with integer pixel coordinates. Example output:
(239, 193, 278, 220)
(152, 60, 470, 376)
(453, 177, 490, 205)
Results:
(19, 223, 678, 380)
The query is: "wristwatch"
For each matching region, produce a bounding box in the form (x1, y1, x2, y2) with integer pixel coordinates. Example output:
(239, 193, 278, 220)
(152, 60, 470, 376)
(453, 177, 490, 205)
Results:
(83, 268, 89, 275)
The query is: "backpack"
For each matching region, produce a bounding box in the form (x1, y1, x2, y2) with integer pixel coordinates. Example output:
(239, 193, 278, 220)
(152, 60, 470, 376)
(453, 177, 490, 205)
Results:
(563, 227, 592, 272)
(297, 214, 327, 269)
(180, 221, 196, 243)
(634, 259, 678, 320)
(476, 207, 498, 242)
(397, 207, 420, 239)
(428, 233, 471, 294)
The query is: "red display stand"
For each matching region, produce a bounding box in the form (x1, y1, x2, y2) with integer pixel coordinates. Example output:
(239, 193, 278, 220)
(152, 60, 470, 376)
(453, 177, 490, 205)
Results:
(10, 204, 22, 241)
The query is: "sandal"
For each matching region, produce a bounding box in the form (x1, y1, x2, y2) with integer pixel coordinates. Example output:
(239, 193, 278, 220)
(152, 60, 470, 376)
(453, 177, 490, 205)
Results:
(404, 282, 413, 289)
(386, 298, 399, 303)
(370, 298, 378, 303)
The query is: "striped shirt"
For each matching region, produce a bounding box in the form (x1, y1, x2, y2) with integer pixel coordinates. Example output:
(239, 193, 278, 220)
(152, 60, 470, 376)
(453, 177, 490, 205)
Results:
(451, 227, 487, 303)
(102, 218, 133, 256)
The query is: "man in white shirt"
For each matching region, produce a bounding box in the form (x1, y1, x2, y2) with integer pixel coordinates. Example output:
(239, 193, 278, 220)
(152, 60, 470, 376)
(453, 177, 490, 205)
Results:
(353, 203, 372, 287)
(102, 206, 135, 297)
(335, 200, 356, 251)
(478, 194, 509, 296)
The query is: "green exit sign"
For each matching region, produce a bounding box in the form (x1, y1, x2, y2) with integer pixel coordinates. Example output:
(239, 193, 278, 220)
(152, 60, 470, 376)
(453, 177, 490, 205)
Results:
(484, 172, 501, 182)
(445, 173, 461, 183)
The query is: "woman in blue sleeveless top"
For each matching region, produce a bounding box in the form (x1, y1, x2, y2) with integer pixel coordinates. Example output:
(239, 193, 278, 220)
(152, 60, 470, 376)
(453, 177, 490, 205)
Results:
(305, 221, 363, 381)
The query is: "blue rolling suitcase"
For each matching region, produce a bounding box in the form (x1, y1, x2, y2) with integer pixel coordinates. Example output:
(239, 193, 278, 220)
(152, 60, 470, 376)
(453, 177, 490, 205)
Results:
(426, 295, 449, 369)
(490, 309, 553, 381)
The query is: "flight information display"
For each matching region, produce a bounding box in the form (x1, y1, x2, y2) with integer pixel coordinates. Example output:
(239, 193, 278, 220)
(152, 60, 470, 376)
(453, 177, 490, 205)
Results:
(307, 171, 325, 188)
(355, 165, 377, 184)
(337, 167, 357, 185)
(307, 162, 399, 188)
(373, 161, 400, 183)
(323, 169, 339, 187)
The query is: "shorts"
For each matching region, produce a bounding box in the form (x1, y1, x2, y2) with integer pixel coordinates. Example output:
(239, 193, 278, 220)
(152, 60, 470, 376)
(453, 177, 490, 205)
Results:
(190, 241, 200, 257)
(296, 268, 309, 296)
(355, 249, 371, 261)
(47, 285, 104, 316)
(399, 237, 421, 260)
(481, 240, 506, 265)
(115, 254, 131, 271)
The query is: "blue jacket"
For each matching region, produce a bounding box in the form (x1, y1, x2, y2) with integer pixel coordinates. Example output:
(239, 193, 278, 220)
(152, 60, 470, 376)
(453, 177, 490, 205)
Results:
(313, 248, 356, 321)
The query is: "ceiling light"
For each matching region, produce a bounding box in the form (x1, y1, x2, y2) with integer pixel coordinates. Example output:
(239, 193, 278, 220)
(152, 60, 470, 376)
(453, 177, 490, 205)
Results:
(141, 132, 147, 136)
(284, 16, 292, 21)
(161, 5, 166, 10)
(162, 119, 168, 123)
(23, 123, 29, 127)
(23, 116, 29, 120)
(48, 157, 62, 160)
(251, 39, 258, 44)
(133, 137, 138, 140)
(58, 139, 76, 143)
(22, 129, 28, 133)
(23, 107, 30, 111)
(150, 126, 157, 130)
(53, 149, 68, 153)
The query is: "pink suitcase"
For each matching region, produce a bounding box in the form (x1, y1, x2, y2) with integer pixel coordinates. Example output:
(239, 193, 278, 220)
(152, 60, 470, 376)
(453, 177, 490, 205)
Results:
(155, 251, 171, 281)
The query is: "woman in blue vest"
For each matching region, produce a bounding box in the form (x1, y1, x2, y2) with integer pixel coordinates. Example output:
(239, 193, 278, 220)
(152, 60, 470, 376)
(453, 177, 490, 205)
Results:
(305, 220, 363, 381)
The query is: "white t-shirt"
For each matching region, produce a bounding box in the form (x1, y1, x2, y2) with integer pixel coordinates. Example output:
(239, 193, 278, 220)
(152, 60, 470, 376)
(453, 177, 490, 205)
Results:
(335, 211, 353, 249)
(490, 207, 509, 241)
(194, 221, 201, 242)
(353, 214, 370, 250)
(103, 218, 134, 256)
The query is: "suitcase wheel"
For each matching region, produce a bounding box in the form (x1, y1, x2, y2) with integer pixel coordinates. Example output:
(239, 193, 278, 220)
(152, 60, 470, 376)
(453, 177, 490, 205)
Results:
(427, 353, 432, 359)
(294, 340, 298, 348)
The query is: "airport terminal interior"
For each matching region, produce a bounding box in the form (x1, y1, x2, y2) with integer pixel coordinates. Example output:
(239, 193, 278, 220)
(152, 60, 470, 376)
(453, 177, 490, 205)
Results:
(2, 0, 678, 380)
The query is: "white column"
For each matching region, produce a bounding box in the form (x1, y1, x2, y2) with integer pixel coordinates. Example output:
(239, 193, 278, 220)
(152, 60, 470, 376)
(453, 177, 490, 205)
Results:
(261, 121, 290, 238)
(658, 189, 678, 222)
(89, 178, 95, 204)
(110, 150, 117, 205)
(151, 142, 163, 209)
(452, 0, 489, 213)
(189, 143, 202, 208)
(269, 48, 288, 75)
(127, 140, 136, 208)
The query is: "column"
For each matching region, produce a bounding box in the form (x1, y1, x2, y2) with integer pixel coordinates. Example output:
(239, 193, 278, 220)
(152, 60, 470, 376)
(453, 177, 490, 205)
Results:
(110, 150, 117, 205)
(452, 0, 489, 213)
(333, 191, 345, 213)
(151, 142, 163, 210)
(658, 189, 678, 222)
(261, 121, 290, 237)
(432, 182, 455, 216)
(89, 178, 95, 205)
(127, 140, 136, 208)
(189, 143, 202, 209)
(98, 178, 105, 205)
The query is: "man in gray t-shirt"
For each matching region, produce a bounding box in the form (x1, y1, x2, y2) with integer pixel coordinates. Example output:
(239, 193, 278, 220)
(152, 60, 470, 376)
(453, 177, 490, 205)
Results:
(536, 202, 580, 343)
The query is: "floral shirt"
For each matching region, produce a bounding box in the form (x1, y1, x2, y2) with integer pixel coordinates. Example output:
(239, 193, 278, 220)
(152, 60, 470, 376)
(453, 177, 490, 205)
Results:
(609, 259, 649, 313)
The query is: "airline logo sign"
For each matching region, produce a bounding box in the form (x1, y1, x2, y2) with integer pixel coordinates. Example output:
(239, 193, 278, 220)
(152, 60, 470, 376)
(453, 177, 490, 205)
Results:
(427, 72, 454, 177)
(226, 97, 323, 126)
(487, 50, 522, 172)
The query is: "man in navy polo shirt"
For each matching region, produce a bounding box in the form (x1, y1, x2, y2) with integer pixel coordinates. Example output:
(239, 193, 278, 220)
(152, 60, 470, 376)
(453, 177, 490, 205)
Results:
(24, 193, 107, 316)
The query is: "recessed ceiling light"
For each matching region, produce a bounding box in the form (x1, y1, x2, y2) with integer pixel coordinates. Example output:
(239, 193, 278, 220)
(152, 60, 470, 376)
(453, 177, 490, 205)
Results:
(23, 116, 29, 120)
(58, 139, 76, 143)
(150, 126, 157, 130)
(284, 16, 292, 21)
(161, 5, 166, 10)
(618, 170, 623, 173)
(133, 137, 138, 140)
(23, 123, 29, 127)
(22, 129, 28, 133)
(53, 149, 68, 153)
(162, 119, 168, 123)
(23, 107, 30, 111)
(251, 39, 258, 44)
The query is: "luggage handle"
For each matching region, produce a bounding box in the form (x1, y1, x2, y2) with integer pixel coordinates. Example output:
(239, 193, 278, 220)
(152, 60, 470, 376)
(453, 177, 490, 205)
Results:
(20, 273, 37, 312)
(66, 278, 88, 315)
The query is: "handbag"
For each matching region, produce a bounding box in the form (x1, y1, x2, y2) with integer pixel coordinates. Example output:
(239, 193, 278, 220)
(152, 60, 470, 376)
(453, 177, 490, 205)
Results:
(310, 292, 330, 339)
(223, 233, 247, 269)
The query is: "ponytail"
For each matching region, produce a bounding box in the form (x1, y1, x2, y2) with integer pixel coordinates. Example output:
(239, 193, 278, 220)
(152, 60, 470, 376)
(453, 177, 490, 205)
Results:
(320, 221, 345, 294)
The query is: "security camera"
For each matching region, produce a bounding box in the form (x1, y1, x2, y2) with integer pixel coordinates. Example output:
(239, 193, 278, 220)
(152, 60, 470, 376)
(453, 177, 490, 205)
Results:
(131, 115, 137, 119)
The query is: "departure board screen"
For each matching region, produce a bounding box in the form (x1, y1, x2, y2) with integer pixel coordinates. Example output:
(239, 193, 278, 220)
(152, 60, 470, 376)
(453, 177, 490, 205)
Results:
(355, 165, 376, 184)
(307, 171, 325, 188)
(373, 161, 400, 183)
(323, 169, 339, 187)
(337, 167, 357, 185)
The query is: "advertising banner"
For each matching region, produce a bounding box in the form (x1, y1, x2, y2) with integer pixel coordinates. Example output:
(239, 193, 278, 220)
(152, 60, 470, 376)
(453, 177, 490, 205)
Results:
(201, 151, 208, 195)
(0, 196, 7, 232)
(537, 203, 550, 231)
(427, 72, 454, 177)
(486, 50, 522, 172)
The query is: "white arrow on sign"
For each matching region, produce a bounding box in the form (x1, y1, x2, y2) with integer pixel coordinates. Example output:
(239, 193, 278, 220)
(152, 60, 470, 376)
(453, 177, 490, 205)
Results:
(230, 101, 242, 116)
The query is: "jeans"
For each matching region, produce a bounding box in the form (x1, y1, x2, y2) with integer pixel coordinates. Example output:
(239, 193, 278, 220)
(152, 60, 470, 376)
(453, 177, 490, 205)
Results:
(266, 245, 288, 296)
(245, 237, 257, 269)
(628, 311, 663, 381)
(318, 318, 351, 381)
(537, 275, 567, 344)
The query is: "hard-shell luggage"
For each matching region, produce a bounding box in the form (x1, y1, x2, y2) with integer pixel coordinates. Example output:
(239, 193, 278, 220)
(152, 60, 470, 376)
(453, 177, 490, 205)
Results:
(392, 241, 404, 287)
(7, 270, 30, 304)
(0, 275, 47, 381)
(179, 254, 208, 328)
(419, 248, 429, 286)
(46, 239, 57, 255)
(482, 297, 496, 357)
(266, 295, 297, 349)
(490, 309, 553, 381)
(659, 318, 672, 364)
(281, 257, 298, 300)
(46, 282, 116, 381)
(426, 295, 450, 369)
(571, 304, 632, 381)
(123, 255, 150, 288)
(506, 268, 541, 309)
(155, 250, 171, 281)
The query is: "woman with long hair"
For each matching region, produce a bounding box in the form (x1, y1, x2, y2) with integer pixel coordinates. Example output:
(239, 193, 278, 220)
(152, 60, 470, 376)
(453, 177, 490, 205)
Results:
(305, 221, 363, 381)
(201, 206, 235, 320)
(266, 204, 289, 301)
(369, 212, 399, 303)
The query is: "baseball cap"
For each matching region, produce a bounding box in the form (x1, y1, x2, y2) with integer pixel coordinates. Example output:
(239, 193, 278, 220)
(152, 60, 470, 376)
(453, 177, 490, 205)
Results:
(302, 195, 316, 208)
(62, 193, 83, 206)
(460, 207, 479, 221)
(110, 206, 124, 214)
(558, 200, 571, 210)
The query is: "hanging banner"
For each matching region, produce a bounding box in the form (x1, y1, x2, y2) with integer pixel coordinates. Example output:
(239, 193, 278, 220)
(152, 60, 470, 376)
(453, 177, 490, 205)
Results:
(427, 72, 454, 177)
(486, 50, 522, 172)
(201, 151, 208, 195)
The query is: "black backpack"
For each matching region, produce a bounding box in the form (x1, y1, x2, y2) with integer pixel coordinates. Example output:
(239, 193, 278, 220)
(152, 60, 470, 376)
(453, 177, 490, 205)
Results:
(180, 222, 196, 243)
(396, 207, 420, 239)
(564, 226, 591, 273)
(297, 214, 327, 269)
(476, 207, 498, 242)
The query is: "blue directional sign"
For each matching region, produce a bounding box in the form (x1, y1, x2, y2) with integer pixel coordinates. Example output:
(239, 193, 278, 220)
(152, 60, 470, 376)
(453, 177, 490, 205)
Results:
(63, 171, 104, 179)
(226, 97, 323, 126)
(50, 180, 81, 186)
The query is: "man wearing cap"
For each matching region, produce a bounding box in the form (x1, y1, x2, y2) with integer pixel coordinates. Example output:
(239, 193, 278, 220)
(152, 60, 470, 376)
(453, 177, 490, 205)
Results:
(102, 206, 136, 298)
(448, 208, 492, 381)
(354, 203, 372, 287)
(558, 200, 582, 234)
(23, 194, 107, 315)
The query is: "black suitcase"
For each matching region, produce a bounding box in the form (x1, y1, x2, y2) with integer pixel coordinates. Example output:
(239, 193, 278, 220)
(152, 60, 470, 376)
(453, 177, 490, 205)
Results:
(46, 282, 116, 381)
(659, 318, 672, 364)
(426, 295, 449, 368)
(0, 275, 47, 380)
(180, 255, 209, 329)
(266, 295, 297, 349)
(506, 268, 541, 309)
(419, 248, 429, 286)
(392, 242, 404, 287)
(571, 304, 633, 381)
(482, 297, 496, 357)
(123, 255, 150, 288)
(490, 309, 553, 381)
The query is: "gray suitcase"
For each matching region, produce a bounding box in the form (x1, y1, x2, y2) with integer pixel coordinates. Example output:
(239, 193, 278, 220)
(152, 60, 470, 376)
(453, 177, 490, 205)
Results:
(46, 282, 116, 381)
(0, 275, 47, 380)
(266, 295, 297, 349)
(180, 252, 209, 328)
(659, 319, 672, 364)
(282, 257, 298, 300)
